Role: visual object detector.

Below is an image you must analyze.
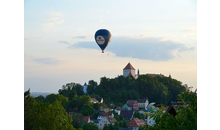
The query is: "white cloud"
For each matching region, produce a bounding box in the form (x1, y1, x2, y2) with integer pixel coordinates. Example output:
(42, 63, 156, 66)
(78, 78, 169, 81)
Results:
(72, 36, 195, 61)
(41, 12, 65, 32)
(97, 19, 103, 22)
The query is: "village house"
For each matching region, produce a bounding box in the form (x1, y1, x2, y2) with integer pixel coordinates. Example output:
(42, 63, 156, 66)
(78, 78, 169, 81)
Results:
(127, 118, 146, 130)
(120, 110, 134, 120)
(100, 105, 110, 113)
(114, 107, 122, 115)
(97, 112, 114, 120)
(90, 119, 99, 126)
(137, 98, 149, 110)
(98, 116, 117, 130)
(122, 104, 131, 111)
(91, 98, 99, 104)
(91, 97, 104, 104)
(122, 100, 139, 111)
(82, 116, 90, 123)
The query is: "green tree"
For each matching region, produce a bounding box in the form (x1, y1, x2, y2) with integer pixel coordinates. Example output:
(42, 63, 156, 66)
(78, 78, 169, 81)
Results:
(133, 111, 144, 120)
(57, 94, 69, 110)
(44, 93, 58, 104)
(145, 89, 197, 130)
(81, 104, 94, 116)
(24, 89, 35, 130)
(82, 123, 99, 130)
(33, 100, 74, 130)
(79, 95, 92, 110)
(72, 113, 83, 129)
(87, 80, 98, 94)
(70, 97, 80, 109)
(35, 95, 45, 102)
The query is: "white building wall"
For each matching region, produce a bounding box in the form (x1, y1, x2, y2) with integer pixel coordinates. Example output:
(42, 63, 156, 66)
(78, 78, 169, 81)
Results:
(123, 69, 130, 77)
(131, 69, 135, 77)
(145, 100, 149, 110)
(98, 117, 110, 130)
(83, 84, 87, 94)
(123, 69, 135, 77)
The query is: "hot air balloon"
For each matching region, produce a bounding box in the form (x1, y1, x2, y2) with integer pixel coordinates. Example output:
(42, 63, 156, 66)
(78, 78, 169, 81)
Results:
(94, 29, 112, 53)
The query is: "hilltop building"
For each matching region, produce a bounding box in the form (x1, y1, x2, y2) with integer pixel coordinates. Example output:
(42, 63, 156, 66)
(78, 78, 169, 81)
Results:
(83, 82, 87, 94)
(123, 62, 170, 79)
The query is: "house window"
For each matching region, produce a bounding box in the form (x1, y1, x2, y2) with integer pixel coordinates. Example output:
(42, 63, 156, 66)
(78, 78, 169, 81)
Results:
(131, 123, 133, 125)
(128, 123, 130, 125)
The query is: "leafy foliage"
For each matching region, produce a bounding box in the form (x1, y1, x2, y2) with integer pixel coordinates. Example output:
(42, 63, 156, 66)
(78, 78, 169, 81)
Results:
(24, 89, 76, 130)
(94, 75, 186, 106)
(24, 89, 35, 130)
(145, 89, 197, 130)
(82, 123, 99, 130)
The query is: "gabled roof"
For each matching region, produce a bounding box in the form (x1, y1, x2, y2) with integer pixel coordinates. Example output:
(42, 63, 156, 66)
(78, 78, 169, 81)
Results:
(99, 112, 113, 117)
(105, 116, 117, 124)
(127, 118, 146, 127)
(83, 116, 90, 122)
(137, 98, 148, 103)
(91, 98, 99, 103)
(95, 97, 103, 102)
(120, 110, 134, 119)
(166, 104, 177, 117)
(123, 63, 135, 70)
(115, 107, 122, 110)
(127, 100, 138, 105)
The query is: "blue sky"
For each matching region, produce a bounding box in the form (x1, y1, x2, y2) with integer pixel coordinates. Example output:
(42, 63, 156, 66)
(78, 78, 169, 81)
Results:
(24, 0, 197, 93)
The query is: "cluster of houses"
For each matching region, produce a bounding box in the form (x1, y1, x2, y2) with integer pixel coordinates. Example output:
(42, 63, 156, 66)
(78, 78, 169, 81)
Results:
(67, 97, 160, 130)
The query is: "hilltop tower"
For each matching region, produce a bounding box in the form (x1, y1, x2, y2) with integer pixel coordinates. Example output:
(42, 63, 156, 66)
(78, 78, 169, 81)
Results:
(123, 62, 135, 77)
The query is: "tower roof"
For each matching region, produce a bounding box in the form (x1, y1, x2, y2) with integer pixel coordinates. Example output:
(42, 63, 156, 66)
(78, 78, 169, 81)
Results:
(123, 63, 135, 70)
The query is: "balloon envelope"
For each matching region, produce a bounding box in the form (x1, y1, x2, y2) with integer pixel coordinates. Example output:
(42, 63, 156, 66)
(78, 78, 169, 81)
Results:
(94, 29, 111, 53)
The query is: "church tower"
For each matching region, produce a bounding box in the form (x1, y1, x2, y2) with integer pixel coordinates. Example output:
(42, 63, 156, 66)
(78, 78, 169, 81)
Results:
(123, 62, 135, 77)
(83, 82, 87, 94)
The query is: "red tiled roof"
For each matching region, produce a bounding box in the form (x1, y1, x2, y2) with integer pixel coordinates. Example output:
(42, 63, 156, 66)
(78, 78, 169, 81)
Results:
(100, 112, 112, 117)
(127, 118, 146, 127)
(123, 63, 135, 70)
(83, 116, 90, 122)
(105, 116, 117, 124)
(127, 100, 138, 105)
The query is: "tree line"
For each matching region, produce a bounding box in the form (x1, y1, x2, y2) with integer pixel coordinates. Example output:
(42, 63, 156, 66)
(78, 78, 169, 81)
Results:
(58, 75, 187, 106)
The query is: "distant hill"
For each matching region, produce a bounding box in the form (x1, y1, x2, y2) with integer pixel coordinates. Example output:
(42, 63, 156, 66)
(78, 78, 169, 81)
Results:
(30, 92, 58, 97)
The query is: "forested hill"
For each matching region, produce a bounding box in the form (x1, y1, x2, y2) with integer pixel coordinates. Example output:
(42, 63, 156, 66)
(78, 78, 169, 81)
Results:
(58, 75, 187, 106)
